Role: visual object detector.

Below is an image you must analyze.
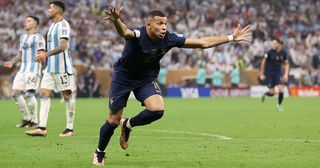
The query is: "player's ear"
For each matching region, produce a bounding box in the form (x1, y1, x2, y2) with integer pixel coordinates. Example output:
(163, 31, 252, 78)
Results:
(147, 21, 151, 28)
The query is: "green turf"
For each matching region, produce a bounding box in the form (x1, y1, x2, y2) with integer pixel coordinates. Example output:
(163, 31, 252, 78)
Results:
(0, 97, 319, 168)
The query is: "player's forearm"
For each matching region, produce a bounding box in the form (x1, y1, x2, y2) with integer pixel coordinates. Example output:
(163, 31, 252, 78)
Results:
(47, 46, 65, 57)
(201, 36, 231, 48)
(283, 63, 289, 76)
(260, 59, 266, 75)
(113, 19, 133, 39)
(10, 52, 22, 64)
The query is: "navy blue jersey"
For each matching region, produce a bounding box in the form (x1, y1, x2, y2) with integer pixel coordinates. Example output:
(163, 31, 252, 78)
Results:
(264, 49, 288, 73)
(114, 26, 186, 81)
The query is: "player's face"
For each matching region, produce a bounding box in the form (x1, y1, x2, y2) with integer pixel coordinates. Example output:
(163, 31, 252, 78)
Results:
(24, 17, 37, 31)
(148, 16, 167, 40)
(272, 40, 281, 50)
(48, 4, 58, 18)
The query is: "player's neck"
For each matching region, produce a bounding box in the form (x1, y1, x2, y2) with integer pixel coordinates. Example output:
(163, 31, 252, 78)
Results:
(27, 29, 36, 35)
(52, 15, 64, 23)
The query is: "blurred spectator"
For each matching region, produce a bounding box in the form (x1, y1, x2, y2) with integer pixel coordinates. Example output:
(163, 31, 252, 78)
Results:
(230, 65, 240, 88)
(83, 65, 97, 97)
(196, 64, 206, 87)
(158, 65, 167, 96)
(0, 0, 320, 98)
(211, 68, 223, 87)
(301, 69, 314, 86)
(77, 77, 87, 97)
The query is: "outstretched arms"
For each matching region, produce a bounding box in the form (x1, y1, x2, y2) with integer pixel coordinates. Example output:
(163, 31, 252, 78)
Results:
(183, 24, 252, 48)
(102, 7, 135, 39)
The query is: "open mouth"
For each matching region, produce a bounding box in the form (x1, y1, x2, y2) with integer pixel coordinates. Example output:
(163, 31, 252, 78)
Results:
(159, 32, 166, 38)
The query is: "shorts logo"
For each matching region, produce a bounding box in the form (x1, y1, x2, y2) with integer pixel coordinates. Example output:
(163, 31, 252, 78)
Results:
(152, 81, 161, 93)
(109, 97, 114, 105)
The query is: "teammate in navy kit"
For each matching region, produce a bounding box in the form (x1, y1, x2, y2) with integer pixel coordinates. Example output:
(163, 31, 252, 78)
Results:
(93, 7, 252, 166)
(259, 38, 289, 111)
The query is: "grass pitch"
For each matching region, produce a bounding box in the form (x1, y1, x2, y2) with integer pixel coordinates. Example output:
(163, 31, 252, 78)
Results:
(0, 97, 319, 168)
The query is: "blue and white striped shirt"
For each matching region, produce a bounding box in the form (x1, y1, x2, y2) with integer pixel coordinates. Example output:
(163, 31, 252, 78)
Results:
(19, 33, 45, 74)
(46, 19, 73, 74)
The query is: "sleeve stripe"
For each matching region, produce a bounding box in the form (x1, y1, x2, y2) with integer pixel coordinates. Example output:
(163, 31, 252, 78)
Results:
(134, 30, 141, 38)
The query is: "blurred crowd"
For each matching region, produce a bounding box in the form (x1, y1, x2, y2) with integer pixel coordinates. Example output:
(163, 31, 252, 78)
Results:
(1, 0, 320, 88)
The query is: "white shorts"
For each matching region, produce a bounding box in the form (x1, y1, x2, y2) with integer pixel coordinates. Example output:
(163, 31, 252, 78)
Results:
(12, 72, 41, 91)
(40, 73, 75, 92)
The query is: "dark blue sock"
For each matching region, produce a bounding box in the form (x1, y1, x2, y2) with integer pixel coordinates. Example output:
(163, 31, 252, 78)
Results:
(264, 92, 274, 97)
(129, 109, 164, 127)
(97, 121, 118, 151)
(278, 92, 284, 105)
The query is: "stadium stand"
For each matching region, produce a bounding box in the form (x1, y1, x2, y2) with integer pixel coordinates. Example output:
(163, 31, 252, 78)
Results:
(0, 0, 320, 98)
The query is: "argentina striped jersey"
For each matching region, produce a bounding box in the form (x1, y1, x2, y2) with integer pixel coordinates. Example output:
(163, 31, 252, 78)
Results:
(19, 33, 45, 74)
(46, 19, 73, 74)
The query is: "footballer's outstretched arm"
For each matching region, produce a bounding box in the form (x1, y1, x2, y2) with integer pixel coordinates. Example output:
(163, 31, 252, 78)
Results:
(103, 7, 135, 39)
(3, 52, 22, 68)
(183, 24, 252, 49)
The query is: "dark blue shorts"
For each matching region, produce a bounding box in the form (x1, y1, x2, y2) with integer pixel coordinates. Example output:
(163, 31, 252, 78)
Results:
(266, 73, 282, 88)
(108, 73, 162, 111)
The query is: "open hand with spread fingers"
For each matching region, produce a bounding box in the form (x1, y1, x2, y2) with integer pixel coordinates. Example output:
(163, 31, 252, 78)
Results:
(232, 24, 252, 43)
(102, 7, 124, 22)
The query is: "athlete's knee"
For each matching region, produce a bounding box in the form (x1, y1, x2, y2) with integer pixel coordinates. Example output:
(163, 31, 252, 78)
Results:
(268, 92, 275, 96)
(107, 109, 123, 126)
(267, 90, 275, 96)
(107, 117, 120, 126)
(144, 95, 164, 111)
(62, 90, 72, 98)
(11, 93, 21, 102)
(147, 105, 164, 111)
(12, 90, 22, 98)
(25, 91, 35, 98)
(146, 101, 164, 111)
(39, 89, 51, 97)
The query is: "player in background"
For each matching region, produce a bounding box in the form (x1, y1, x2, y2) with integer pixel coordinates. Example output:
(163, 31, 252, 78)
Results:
(25, 1, 76, 137)
(4, 16, 45, 128)
(260, 38, 289, 111)
(92, 7, 252, 166)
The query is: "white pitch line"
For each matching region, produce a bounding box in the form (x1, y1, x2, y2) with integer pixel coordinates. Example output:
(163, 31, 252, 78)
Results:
(243, 138, 320, 143)
(137, 129, 233, 140)
(72, 135, 320, 143)
(132, 136, 204, 140)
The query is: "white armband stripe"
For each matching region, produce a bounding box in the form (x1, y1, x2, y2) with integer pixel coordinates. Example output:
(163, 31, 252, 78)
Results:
(134, 30, 141, 38)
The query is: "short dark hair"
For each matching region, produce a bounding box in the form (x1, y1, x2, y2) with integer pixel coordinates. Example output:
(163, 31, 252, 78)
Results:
(147, 10, 166, 19)
(26, 16, 40, 25)
(274, 37, 283, 45)
(50, 1, 65, 12)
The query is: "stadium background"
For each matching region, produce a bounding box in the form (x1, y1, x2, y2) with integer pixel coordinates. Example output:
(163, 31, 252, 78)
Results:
(0, 0, 319, 98)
